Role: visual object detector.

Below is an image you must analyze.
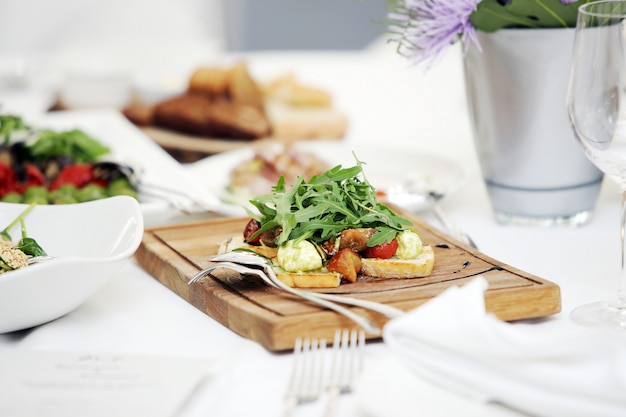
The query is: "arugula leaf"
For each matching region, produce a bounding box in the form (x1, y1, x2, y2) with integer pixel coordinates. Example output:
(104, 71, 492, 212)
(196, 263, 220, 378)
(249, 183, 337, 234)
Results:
(27, 129, 110, 163)
(249, 157, 413, 247)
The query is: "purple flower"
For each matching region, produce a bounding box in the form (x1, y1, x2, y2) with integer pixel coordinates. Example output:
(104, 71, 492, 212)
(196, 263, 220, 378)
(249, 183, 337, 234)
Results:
(387, 0, 482, 66)
(560, 0, 577, 3)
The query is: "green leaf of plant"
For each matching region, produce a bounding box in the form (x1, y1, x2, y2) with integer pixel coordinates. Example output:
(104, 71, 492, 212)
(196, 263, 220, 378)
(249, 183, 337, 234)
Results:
(17, 237, 47, 257)
(471, 0, 593, 32)
(368, 227, 398, 247)
(27, 129, 110, 163)
(0, 115, 30, 144)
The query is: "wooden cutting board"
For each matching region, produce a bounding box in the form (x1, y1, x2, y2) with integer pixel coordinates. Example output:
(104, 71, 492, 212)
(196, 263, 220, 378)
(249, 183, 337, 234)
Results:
(134, 214, 561, 351)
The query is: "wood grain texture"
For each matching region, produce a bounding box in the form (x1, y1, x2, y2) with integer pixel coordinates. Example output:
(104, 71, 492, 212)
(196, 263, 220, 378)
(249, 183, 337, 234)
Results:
(135, 214, 561, 351)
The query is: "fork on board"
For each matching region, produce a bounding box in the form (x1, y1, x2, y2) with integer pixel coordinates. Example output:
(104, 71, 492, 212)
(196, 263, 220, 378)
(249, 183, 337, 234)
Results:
(323, 329, 365, 417)
(208, 252, 405, 322)
(188, 260, 381, 334)
(283, 337, 327, 417)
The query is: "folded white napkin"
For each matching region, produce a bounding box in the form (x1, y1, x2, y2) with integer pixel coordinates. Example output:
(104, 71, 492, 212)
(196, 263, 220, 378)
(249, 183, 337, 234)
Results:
(355, 354, 525, 417)
(383, 277, 626, 417)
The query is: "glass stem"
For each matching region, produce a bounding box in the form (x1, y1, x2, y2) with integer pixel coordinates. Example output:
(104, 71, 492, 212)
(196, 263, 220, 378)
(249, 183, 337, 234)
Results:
(613, 190, 626, 310)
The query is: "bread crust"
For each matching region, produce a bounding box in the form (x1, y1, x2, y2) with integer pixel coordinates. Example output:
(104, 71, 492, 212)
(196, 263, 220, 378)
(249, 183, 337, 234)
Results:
(361, 245, 435, 279)
(207, 101, 270, 139)
(188, 67, 229, 97)
(153, 94, 214, 136)
(275, 269, 341, 288)
(226, 62, 266, 114)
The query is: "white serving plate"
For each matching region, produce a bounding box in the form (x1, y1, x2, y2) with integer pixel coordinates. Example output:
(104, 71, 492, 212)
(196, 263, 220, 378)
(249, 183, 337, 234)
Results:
(186, 140, 468, 216)
(0, 196, 143, 333)
(28, 109, 224, 225)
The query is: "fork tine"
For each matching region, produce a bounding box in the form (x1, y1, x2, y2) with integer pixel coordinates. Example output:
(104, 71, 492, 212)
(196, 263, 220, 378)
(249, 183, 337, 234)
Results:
(284, 337, 303, 415)
(188, 269, 210, 285)
(301, 338, 326, 402)
(210, 251, 269, 266)
(188, 264, 222, 285)
(323, 329, 364, 417)
(188, 262, 256, 285)
(284, 337, 326, 417)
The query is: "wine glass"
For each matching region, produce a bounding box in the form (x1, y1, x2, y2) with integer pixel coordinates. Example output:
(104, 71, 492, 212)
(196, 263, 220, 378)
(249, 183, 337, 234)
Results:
(567, 0, 626, 329)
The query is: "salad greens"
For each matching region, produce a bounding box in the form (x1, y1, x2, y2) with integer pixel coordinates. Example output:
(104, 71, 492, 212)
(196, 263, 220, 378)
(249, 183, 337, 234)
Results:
(0, 115, 30, 144)
(0, 203, 47, 257)
(0, 113, 109, 163)
(27, 129, 110, 163)
(249, 158, 413, 247)
(0, 113, 138, 205)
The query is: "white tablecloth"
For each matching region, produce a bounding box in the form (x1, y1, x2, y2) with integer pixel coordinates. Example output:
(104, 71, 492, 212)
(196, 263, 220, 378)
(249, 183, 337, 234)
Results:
(0, 39, 623, 417)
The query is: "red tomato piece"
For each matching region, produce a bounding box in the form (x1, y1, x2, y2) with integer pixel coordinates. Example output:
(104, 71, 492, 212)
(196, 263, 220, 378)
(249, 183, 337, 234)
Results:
(243, 219, 262, 245)
(50, 164, 94, 190)
(25, 164, 46, 185)
(363, 238, 398, 259)
(327, 248, 362, 282)
(90, 178, 109, 188)
(0, 161, 18, 196)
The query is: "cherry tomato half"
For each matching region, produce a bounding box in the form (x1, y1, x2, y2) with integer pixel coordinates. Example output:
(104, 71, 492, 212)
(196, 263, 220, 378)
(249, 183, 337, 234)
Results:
(243, 219, 262, 245)
(0, 161, 18, 196)
(362, 238, 398, 259)
(50, 164, 94, 190)
(25, 164, 46, 185)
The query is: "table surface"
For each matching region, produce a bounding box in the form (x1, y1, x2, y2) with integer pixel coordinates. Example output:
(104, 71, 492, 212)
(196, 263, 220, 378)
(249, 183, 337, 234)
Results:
(0, 39, 621, 417)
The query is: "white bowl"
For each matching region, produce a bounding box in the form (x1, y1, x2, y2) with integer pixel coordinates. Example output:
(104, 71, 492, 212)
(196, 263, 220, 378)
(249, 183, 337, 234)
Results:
(0, 196, 144, 333)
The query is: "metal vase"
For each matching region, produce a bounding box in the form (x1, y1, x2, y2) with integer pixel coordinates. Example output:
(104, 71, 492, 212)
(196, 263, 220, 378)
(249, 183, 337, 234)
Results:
(464, 28, 603, 226)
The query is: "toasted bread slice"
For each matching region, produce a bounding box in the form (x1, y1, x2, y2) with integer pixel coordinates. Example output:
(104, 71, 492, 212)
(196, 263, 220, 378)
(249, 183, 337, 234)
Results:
(262, 74, 333, 108)
(360, 245, 435, 279)
(226, 62, 266, 113)
(188, 67, 230, 97)
(207, 100, 270, 139)
(217, 237, 339, 287)
(217, 238, 434, 288)
(265, 100, 348, 140)
(152, 94, 214, 136)
(275, 268, 341, 288)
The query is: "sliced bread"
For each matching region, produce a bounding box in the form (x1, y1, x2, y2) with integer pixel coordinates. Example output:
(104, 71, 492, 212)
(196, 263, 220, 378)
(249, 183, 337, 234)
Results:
(360, 245, 435, 279)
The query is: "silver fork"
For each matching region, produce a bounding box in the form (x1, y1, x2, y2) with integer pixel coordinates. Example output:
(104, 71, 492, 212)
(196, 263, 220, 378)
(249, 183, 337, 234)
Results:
(323, 329, 364, 417)
(188, 261, 381, 334)
(283, 337, 327, 417)
(208, 252, 405, 319)
(94, 160, 219, 214)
